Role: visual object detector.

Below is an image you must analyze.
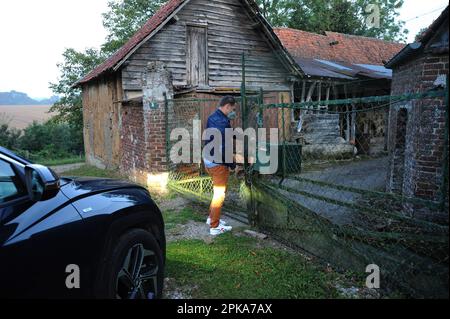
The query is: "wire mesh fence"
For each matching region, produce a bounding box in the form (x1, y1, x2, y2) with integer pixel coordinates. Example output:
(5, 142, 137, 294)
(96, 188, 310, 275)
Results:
(163, 71, 448, 297)
(245, 90, 449, 298)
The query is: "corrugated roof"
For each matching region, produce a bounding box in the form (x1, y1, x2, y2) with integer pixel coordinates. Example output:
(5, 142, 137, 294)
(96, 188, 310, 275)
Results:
(294, 57, 392, 80)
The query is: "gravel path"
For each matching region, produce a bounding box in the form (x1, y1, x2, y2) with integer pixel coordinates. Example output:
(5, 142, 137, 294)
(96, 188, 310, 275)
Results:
(280, 157, 389, 225)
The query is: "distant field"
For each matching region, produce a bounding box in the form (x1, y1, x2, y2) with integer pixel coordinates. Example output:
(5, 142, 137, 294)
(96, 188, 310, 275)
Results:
(0, 105, 54, 129)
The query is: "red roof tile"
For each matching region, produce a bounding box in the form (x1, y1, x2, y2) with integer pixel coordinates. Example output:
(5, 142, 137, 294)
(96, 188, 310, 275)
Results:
(274, 28, 405, 66)
(77, 0, 185, 85)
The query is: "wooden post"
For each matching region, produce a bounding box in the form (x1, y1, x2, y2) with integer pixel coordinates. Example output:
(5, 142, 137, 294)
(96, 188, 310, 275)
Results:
(306, 81, 317, 114)
(301, 80, 306, 103)
(351, 90, 357, 144)
(325, 85, 331, 110)
(318, 81, 322, 111)
(344, 84, 350, 142)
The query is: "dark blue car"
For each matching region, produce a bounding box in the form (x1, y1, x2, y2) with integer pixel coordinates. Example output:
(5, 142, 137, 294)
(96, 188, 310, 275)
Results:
(0, 147, 165, 299)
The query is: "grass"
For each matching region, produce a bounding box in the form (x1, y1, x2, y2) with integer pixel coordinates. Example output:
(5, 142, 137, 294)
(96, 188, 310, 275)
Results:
(38, 156, 85, 167)
(56, 165, 358, 299)
(163, 207, 205, 230)
(59, 165, 124, 179)
(166, 234, 341, 299)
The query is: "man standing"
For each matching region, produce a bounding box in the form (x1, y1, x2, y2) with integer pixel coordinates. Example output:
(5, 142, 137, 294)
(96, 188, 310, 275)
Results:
(203, 96, 237, 236)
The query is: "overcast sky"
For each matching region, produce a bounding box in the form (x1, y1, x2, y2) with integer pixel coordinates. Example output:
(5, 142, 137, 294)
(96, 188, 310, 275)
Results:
(0, 0, 448, 99)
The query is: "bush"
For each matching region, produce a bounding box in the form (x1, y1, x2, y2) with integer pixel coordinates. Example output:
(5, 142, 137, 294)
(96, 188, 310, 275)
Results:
(1, 119, 84, 162)
(0, 123, 21, 150)
(19, 120, 83, 157)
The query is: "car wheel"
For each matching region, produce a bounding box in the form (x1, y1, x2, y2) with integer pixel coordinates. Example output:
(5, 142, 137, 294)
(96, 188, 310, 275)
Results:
(100, 229, 164, 299)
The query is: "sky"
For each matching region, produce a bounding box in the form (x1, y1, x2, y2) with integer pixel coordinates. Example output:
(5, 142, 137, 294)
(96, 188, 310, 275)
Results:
(0, 0, 448, 99)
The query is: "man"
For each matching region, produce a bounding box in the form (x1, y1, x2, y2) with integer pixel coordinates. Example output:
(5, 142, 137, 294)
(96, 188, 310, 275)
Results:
(203, 96, 237, 236)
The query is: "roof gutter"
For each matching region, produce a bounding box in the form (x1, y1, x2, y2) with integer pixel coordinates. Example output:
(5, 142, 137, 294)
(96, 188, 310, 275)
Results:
(385, 42, 422, 69)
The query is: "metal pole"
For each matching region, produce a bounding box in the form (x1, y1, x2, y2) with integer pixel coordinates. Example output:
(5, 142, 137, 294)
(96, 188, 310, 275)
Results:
(440, 75, 449, 211)
(241, 52, 248, 173)
(164, 92, 170, 171)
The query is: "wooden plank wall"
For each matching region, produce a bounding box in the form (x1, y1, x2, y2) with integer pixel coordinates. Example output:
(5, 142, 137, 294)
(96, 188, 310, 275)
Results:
(122, 0, 292, 97)
(82, 74, 122, 168)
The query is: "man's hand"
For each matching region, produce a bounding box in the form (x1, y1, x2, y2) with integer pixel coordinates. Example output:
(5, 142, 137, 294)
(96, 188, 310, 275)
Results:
(233, 165, 245, 177)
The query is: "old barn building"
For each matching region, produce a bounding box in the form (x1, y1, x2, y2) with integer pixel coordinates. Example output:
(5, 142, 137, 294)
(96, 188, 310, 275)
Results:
(275, 28, 405, 157)
(385, 6, 448, 219)
(76, 0, 302, 185)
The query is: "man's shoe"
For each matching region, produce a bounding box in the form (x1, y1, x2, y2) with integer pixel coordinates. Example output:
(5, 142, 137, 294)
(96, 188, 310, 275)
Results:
(210, 225, 233, 236)
(206, 217, 227, 226)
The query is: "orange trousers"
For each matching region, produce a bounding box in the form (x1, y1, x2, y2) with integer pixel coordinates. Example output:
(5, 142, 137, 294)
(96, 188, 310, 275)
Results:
(206, 165, 230, 228)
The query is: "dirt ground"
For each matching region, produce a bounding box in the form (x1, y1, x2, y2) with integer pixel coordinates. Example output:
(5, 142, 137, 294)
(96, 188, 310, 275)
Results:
(0, 105, 54, 129)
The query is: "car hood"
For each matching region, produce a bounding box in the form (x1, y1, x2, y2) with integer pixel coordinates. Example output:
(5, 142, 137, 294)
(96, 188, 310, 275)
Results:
(60, 176, 145, 199)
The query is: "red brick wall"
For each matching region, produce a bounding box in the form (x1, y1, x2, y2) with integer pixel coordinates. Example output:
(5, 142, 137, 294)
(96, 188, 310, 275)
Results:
(118, 90, 292, 185)
(120, 102, 168, 186)
(387, 53, 448, 204)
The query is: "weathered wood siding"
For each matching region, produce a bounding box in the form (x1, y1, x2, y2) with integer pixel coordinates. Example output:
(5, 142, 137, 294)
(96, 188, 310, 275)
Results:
(122, 0, 292, 97)
(82, 74, 122, 168)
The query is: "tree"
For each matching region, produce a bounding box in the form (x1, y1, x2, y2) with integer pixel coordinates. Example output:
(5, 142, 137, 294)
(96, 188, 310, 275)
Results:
(288, 0, 361, 36)
(257, 0, 295, 26)
(102, 0, 166, 55)
(50, 0, 165, 130)
(255, 0, 408, 42)
(49, 48, 105, 130)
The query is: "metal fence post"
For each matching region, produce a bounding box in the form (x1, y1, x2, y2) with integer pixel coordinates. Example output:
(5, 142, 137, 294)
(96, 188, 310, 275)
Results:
(440, 75, 449, 211)
(164, 92, 169, 172)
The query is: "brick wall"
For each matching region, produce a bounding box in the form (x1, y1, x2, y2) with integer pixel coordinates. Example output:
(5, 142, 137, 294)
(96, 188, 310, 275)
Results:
(387, 53, 448, 206)
(119, 62, 173, 189)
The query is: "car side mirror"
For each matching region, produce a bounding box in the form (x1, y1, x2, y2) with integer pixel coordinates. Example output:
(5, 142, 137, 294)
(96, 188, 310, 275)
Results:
(25, 165, 60, 202)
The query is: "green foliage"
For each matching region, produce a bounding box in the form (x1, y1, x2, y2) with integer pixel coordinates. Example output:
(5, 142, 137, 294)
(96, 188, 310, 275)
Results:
(257, 0, 294, 26)
(49, 48, 105, 130)
(0, 123, 21, 150)
(102, 0, 165, 55)
(50, 0, 165, 130)
(255, 0, 408, 42)
(19, 121, 83, 156)
(0, 120, 83, 163)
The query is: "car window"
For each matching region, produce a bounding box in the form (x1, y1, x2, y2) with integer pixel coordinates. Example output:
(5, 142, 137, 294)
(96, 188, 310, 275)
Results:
(0, 159, 27, 204)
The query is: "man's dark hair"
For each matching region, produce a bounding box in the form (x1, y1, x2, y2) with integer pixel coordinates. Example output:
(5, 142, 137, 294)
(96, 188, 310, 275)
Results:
(219, 96, 236, 107)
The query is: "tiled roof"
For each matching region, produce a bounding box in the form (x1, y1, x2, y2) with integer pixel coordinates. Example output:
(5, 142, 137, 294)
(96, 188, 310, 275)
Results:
(77, 0, 186, 85)
(274, 28, 405, 66)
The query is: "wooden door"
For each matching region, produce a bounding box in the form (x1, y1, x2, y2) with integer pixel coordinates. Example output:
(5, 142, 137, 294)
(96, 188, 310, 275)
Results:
(187, 25, 208, 87)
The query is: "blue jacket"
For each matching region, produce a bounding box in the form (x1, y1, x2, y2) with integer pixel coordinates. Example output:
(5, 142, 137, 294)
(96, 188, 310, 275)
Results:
(204, 109, 236, 169)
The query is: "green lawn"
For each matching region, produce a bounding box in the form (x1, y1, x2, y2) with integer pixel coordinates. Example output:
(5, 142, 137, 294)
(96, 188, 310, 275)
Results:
(163, 207, 205, 230)
(58, 165, 361, 299)
(38, 156, 85, 167)
(166, 234, 341, 299)
(59, 165, 123, 179)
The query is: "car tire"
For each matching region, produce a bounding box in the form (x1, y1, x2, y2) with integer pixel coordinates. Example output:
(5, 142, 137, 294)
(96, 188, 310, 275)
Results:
(98, 229, 164, 299)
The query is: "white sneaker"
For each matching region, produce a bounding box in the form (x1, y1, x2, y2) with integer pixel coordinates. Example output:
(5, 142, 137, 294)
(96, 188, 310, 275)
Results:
(206, 217, 227, 226)
(210, 225, 233, 236)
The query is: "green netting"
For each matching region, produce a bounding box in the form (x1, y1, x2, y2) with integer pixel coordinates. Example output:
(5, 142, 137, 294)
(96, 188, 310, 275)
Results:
(164, 80, 448, 298)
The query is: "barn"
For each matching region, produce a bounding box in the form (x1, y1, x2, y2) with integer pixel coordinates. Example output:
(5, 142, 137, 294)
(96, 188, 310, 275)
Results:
(76, 0, 302, 186)
(274, 28, 405, 157)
